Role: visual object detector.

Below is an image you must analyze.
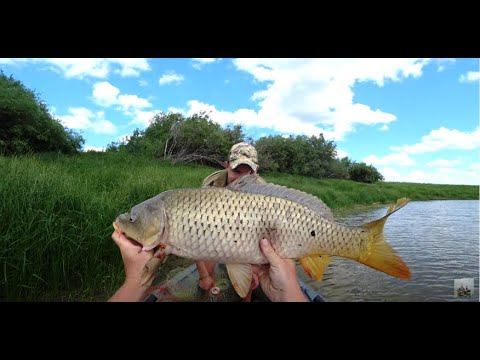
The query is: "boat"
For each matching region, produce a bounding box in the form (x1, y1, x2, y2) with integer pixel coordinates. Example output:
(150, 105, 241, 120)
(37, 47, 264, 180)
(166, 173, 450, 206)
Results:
(141, 263, 326, 302)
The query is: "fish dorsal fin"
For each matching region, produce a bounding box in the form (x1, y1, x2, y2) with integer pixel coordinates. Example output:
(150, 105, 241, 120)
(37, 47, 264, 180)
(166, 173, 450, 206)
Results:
(299, 255, 332, 281)
(227, 174, 334, 221)
(225, 263, 252, 298)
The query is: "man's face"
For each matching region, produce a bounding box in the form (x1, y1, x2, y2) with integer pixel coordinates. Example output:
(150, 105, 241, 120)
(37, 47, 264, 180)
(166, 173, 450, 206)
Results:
(226, 163, 254, 184)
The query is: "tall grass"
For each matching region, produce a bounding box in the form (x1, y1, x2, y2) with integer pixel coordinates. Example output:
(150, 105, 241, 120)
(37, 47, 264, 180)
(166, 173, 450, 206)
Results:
(0, 152, 478, 301)
(0, 152, 214, 301)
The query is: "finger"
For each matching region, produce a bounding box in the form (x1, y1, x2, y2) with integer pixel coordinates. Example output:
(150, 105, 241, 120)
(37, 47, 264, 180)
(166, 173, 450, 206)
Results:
(251, 264, 268, 277)
(259, 238, 282, 266)
(251, 264, 261, 273)
(251, 272, 260, 290)
(112, 230, 141, 252)
(112, 230, 129, 245)
(111, 230, 122, 244)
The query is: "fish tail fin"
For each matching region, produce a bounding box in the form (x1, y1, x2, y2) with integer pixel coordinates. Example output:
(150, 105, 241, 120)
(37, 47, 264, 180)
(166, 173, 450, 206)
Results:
(359, 198, 411, 279)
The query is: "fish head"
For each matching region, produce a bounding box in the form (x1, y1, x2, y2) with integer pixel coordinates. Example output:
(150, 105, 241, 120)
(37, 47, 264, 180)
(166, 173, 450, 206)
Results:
(115, 196, 167, 251)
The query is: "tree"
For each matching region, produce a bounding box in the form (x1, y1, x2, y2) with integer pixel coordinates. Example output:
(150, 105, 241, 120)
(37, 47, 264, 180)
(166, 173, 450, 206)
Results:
(326, 157, 351, 179)
(113, 111, 247, 167)
(348, 162, 384, 183)
(0, 71, 84, 155)
(255, 134, 338, 178)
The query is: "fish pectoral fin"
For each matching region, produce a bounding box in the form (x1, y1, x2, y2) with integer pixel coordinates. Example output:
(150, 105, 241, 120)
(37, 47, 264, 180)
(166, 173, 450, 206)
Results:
(299, 255, 332, 281)
(140, 255, 168, 286)
(225, 263, 253, 298)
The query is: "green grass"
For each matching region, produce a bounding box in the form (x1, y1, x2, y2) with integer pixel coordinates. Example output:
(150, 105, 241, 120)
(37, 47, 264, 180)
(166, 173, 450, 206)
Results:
(0, 152, 478, 301)
(264, 172, 478, 209)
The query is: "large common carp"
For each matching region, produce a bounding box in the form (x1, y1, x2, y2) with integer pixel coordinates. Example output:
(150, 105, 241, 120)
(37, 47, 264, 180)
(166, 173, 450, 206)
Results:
(114, 174, 411, 298)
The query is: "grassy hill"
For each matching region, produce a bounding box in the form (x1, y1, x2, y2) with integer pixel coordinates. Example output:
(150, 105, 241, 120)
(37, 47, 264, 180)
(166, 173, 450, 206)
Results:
(1, 152, 477, 301)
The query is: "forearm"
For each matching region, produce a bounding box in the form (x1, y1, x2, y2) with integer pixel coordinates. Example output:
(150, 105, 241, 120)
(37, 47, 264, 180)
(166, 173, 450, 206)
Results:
(196, 261, 210, 279)
(108, 281, 148, 302)
(282, 283, 310, 302)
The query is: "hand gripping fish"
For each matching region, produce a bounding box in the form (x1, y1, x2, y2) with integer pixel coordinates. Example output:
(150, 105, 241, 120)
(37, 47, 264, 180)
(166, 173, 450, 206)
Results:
(113, 174, 411, 298)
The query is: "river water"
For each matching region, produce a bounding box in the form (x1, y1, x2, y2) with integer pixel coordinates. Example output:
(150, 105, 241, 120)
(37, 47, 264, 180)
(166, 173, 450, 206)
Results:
(299, 200, 479, 302)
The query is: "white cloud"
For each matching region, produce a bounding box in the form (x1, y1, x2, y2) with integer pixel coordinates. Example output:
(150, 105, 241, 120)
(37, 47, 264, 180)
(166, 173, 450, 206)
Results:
(58, 107, 117, 134)
(130, 110, 160, 127)
(167, 107, 187, 115)
(186, 99, 260, 123)
(406, 168, 479, 185)
(181, 59, 432, 141)
(407, 170, 431, 183)
(46, 58, 112, 78)
(92, 81, 153, 115)
(378, 165, 479, 185)
(380, 125, 389, 131)
(59, 107, 94, 129)
(469, 163, 480, 172)
(83, 146, 106, 152)
(186, 99, 331, 137)
(0, 58, 150, 79)
(138, 80, 148, 87)
(117, 94, 152, 113)
(110, 58, 150, 77)
(363, 153, 416, 167)
(94, 111, 117, 134)
(86, 81, 160, 128)
(0, 58, 30, 65)
(426, 159, 463, 167)
(192, 58, 219, 70)
(336, 149, 349, 159)
(93, 82, 120, 107)
(391, 127, 480, 154)
(377, 167, 402, 182)
(459, 71, 480, 83)
(159, 71, 185, 85)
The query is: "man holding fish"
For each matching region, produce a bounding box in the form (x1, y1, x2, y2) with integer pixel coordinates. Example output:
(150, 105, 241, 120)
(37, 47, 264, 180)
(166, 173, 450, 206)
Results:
(109, 142, 310, 302)
(196, 142, 268, 301)
(108, 141, 411, 302)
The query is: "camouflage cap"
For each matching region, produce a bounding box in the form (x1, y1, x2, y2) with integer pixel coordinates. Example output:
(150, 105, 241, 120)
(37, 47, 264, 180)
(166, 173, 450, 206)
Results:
(228, 142, 259, 172)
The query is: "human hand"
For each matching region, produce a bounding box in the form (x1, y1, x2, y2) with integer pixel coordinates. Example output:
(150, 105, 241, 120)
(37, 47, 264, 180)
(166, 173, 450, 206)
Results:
(252, 238, 308, 302)
(111, 228, 153, 286)
(196, 260, 217, 291)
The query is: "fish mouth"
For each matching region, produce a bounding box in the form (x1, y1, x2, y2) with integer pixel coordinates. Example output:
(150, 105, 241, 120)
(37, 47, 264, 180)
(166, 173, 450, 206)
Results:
(125, 234, 143, 247)
(112, 221, 143, 247)
(112, 222, 163, 252)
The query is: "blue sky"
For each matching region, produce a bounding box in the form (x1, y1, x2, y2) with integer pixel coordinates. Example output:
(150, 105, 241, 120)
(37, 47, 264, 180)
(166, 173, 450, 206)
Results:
(1, 58, 478, 185)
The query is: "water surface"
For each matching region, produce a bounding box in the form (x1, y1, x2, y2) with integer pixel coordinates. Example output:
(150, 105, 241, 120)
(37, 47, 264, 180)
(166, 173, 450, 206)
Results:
(299, 200, 479, 302)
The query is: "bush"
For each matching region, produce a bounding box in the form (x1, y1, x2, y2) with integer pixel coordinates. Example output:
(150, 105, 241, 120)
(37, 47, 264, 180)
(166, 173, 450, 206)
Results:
(108, 111, 247, 167)
(255, 134, 338, 178)
(348, 162, 384, 183)
(0, 71, 84, 155)
(326, 157, 351, 179)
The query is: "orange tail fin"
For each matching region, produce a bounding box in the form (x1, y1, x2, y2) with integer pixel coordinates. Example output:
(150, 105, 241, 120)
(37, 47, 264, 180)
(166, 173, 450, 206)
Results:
(359, 198, 411, 279)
